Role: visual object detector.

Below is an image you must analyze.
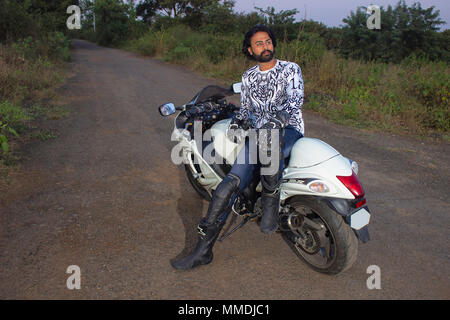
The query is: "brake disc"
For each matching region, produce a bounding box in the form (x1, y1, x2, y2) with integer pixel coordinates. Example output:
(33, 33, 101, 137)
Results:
(296, 226, 321, 254)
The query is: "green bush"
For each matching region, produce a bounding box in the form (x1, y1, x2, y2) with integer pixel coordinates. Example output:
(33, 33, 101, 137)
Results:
(413, 64, 450, 108)
(278, 32, 326, 66)
(11, 32, 71, 62)
(127, 33, 158, 56)
(0, 100, 28, 154)
(44, 32, 71, 62)
(412, 62, 450, 130)
(12, 37, 37, 60)
(167, 45, 193, 62)
(0, 100, 29, 132)
(202, 36, 241, 64)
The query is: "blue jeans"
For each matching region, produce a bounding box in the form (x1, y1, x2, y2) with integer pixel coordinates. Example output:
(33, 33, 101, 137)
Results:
(218, 126, 303, 222)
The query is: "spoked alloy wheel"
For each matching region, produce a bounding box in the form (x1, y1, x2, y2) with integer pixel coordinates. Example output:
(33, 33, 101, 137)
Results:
(281, 197, 358, 275)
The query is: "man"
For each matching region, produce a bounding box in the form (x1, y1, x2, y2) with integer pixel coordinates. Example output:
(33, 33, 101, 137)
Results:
(171, 24, 304, 270)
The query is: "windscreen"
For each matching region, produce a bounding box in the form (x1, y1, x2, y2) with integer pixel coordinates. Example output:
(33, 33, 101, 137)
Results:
(189, 85, 233, 105)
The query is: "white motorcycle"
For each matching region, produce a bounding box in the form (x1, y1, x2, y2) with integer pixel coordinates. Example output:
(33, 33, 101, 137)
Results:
(159, 84, 371, 275)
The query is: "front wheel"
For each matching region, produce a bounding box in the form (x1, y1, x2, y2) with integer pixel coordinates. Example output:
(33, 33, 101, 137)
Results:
(281, 196, 358, 274)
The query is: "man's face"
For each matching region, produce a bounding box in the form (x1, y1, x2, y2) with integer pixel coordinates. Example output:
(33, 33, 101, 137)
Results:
(248, 31, 275, 63)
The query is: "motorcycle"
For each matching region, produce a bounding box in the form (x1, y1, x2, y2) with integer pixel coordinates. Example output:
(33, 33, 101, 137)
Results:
(158, 84, 371, 275)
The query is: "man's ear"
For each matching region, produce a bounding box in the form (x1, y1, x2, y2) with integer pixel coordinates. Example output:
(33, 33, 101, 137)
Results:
(248, 47, 253, 56)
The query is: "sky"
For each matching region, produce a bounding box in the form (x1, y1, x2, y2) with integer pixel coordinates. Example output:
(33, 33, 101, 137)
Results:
(232, 0, 449, 30)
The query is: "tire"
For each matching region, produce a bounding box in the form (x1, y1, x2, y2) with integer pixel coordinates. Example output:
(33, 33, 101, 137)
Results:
(184, 164, 212, 201)
(281, 196, 358, 275)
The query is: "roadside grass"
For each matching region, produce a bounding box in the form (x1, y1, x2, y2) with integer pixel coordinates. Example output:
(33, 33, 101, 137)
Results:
(0, 33, 71, 170)
(123, 26, 449, 140)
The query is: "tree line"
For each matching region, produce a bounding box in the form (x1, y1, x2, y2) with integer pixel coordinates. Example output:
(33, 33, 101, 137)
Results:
(1, 0, 448, 63)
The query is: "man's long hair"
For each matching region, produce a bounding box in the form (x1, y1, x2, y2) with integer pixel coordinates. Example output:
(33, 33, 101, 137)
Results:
(242, 24, 277, 60)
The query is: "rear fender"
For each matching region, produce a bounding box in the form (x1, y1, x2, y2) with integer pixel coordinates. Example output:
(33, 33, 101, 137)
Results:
(321, 197, 371, 243)
(280, 164, 355, 201)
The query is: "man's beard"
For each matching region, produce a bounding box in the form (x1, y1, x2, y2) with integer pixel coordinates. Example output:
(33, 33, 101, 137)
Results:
(254, 49, 274, 62)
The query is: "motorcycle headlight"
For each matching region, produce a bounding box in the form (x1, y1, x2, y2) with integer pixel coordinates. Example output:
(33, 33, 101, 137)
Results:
(350, 160, 359, 175)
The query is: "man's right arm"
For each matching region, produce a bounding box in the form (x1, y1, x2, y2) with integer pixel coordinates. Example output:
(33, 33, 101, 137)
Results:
(237, 76, 251, 124)
(226, 76, 252, 144)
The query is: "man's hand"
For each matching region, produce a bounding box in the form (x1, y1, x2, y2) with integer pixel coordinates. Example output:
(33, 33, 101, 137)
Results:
(258, 111, 289, 156)
(227, 122, 246, 144)
(226, 114, 250, 144)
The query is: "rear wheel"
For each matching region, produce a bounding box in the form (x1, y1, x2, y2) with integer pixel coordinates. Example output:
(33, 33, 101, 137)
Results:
(281, 196, 358, 274)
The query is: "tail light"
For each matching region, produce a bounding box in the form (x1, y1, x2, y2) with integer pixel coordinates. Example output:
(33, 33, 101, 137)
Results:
(355, 198, 367, 208)
(336, 172, 365, 199)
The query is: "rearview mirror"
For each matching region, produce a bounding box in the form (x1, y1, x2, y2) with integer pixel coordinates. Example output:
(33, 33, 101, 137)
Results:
(232, 82, 242, 94)
(159, 103, 176, 116)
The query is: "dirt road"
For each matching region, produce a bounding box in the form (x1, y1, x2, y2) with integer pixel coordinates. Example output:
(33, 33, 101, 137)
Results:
(0, 39, 449, 299)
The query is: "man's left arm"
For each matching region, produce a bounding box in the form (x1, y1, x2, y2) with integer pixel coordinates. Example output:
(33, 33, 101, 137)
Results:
(284, 63, 304, 134)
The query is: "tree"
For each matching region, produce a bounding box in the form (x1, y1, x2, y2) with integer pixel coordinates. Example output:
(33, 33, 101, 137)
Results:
(136, 0, 160, 23)
(254, 6, 299, 41)
(340, 1, 447, 62)
(0, 1, 34, 42)
(94, 0, 130, 46)
(162, 0, 185, 17)
(27, 0, 78, 33)
(255, 6, 297, 25)
(0, 0, 79, 42)
(322, 27, 343, 51)
(341, 7, 379, 61)
(233, 11, 265, 34)
(194, 0, 235, 32)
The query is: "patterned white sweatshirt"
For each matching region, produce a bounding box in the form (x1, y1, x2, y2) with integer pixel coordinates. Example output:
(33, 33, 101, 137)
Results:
(238, 59, 304, 135)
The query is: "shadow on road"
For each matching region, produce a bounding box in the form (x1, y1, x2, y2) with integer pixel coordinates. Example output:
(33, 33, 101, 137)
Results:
(170, 168, 239, 264)
(170, 169, 205, 263)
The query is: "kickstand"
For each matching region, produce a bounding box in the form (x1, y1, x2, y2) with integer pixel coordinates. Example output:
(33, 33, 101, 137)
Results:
(218, 214, 256, 242)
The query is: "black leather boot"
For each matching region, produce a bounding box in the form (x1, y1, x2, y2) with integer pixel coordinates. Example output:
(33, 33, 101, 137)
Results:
(170, 218, 226, 270)
(171, 173, 240, 270)
(259, 128, 283, 234)
(260, 178, 281, 234)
